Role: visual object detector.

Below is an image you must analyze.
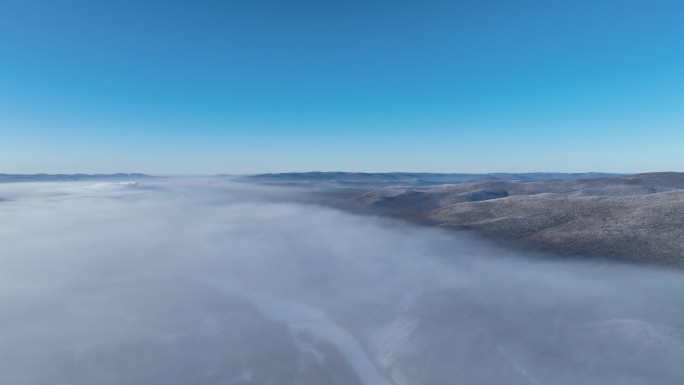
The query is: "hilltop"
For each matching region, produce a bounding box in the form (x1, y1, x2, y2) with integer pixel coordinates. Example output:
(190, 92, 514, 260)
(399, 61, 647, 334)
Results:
(242, 172, 684, 266)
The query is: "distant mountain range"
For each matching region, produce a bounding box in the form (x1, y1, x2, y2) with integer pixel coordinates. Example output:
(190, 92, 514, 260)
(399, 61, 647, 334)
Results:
(239, 172, 624, 188)
(0, 173, 151, 183)
(2, 171, 624, 185)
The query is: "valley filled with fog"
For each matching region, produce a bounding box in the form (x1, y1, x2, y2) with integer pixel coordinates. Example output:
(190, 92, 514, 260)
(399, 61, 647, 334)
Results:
(1, 177, 683, 385)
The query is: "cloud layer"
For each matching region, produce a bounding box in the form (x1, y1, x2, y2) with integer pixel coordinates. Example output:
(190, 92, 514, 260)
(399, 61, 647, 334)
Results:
(1, 178, 683, 385)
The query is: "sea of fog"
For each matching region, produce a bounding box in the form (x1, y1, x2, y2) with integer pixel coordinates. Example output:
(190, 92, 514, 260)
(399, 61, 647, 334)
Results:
(1, 177, 683, 385)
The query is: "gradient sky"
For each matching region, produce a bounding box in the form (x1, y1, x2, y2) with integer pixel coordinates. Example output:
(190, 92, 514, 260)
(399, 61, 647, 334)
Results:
(1, 0, 683, 174)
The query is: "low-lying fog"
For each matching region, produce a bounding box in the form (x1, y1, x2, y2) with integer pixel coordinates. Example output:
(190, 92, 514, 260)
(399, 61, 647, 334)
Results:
(1, 178, 683, 385)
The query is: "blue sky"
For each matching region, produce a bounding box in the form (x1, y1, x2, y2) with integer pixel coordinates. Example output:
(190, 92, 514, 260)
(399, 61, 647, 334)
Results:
(1, 0, 683, 174)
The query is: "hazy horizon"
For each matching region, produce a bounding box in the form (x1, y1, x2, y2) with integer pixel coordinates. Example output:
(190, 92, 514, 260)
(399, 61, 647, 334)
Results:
(0, 170, 670, 177)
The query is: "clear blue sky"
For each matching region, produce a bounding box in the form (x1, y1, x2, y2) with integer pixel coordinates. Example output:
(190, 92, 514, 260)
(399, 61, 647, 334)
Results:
(1, 0, 683, 174)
